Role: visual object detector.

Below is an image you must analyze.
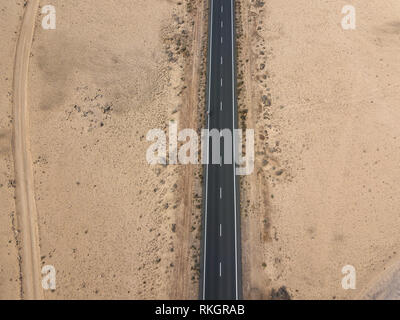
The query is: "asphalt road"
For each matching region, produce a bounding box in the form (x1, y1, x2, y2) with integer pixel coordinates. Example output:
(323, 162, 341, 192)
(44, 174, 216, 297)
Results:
(200, 0, 242, 300)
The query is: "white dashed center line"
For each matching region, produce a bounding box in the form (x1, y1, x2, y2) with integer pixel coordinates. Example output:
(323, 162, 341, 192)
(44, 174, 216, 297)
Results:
(220, 101, 223, 111)
(220, 224, 222, 237)
(221, 56, 223, 65)
(221, 20, 223, 28)
(221, 5, 223, 13)
(221, 36, 223, 44)
(220, 77, 223, 87)
(219, 262, 222, 277)
(220, 187, 222, 199)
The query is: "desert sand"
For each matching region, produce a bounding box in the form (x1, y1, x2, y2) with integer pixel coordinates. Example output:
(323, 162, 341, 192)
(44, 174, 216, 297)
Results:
(0, 1, 25, 300)
(1, 0, 206, 299)
(237, 0, 400, 299)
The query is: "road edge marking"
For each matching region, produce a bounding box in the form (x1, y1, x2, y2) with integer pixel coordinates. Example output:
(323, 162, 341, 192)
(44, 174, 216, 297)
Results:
(202, 0, 214, 300)
(231, 0, 239, 300)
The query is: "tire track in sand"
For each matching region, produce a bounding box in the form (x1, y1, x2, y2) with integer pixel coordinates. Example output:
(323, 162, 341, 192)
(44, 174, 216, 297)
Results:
(12, 0, 42, 300)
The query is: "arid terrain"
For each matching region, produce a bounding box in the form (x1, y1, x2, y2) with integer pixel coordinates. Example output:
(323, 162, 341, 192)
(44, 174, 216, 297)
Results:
(237, 0, 400, 299)
(0, 1, 24, 300)
(2, 0, 400, 300)
(1, 0, 205, 299)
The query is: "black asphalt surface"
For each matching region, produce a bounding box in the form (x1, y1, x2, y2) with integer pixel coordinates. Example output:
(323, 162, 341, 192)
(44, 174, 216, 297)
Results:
(200, 0, 242, 300)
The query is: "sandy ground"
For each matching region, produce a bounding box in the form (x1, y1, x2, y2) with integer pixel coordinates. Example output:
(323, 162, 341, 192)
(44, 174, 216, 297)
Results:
(0, 1, 25, 300)
(1, 0, 205, 299)
(29, 0, 205, 299)
(238, 0, 400, 299)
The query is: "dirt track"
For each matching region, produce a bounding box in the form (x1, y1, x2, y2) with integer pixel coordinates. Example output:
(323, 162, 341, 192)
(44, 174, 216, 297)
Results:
(12, 0, 42, 299)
